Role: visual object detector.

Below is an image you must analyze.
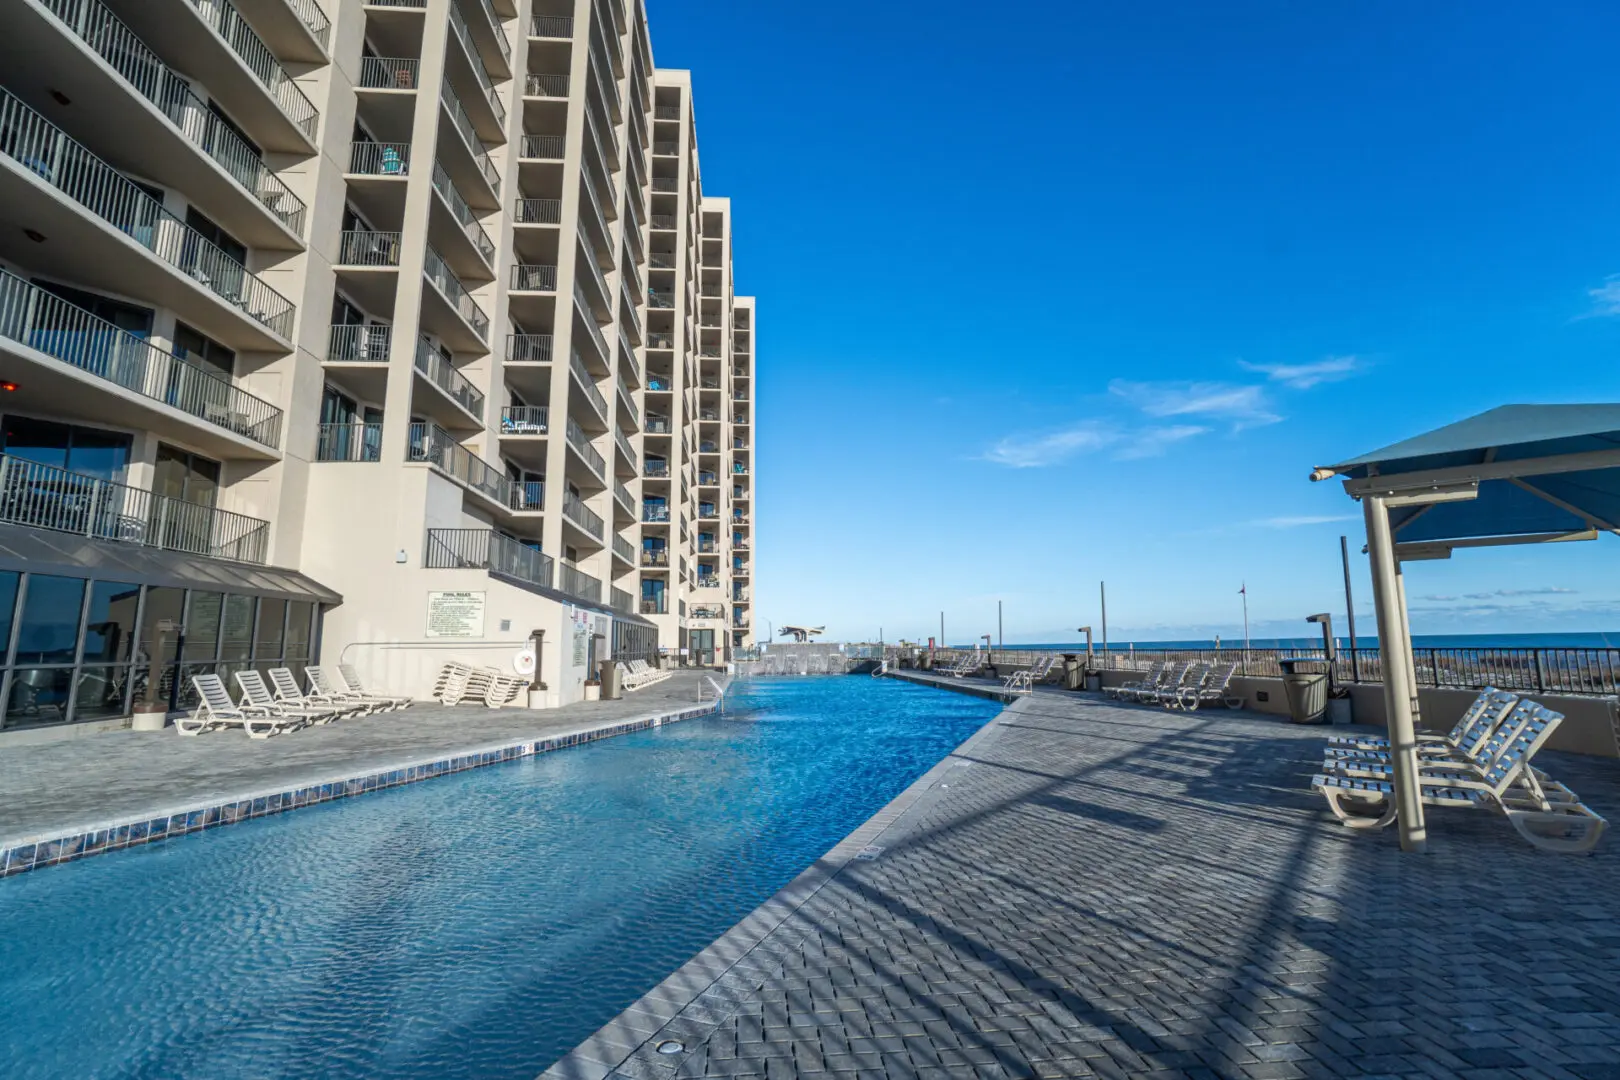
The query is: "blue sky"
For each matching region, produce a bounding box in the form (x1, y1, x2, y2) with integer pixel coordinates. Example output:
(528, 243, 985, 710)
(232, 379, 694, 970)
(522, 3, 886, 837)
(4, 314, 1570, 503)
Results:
(649, 0, 1620, 644)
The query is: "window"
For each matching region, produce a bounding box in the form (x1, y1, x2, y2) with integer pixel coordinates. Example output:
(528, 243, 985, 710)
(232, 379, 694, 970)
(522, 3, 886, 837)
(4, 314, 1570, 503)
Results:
(82, 581, 139, 663)
(220, 595, 255, 661)
(153, 445, 221, 507)
(183, 592, 223, 661)
(14, 575, 83, 665)
(208, 100, 259, 159)
(172, 322, 236, 379)
(255, 598, 287, 660)
(331, 293, 365, 326)
(30, 282, 153, 338)
(184, 207, 247, 265)
(0, 417, 131, 483)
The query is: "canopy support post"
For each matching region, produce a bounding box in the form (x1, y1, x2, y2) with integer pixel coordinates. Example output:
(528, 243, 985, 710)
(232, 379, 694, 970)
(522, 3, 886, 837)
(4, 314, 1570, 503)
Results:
(1363, 494, 1427, 853)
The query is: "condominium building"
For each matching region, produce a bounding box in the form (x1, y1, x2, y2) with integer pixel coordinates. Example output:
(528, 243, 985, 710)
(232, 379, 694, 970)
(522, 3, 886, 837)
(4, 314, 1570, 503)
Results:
(0, 0, 755, 739)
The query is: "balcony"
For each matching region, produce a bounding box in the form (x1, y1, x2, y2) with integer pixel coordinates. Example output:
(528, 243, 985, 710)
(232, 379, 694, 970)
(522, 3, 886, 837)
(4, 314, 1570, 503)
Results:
(573, 284, 611, 362)
(691, 606, 724, 621)
(461, 0, 513, 77)
(697, 471, 717, 485)
(648, 332, 673, 350)
(359, 56, 420, 90)
(648, 290, 675, 309)
(423, 245, 490, 348)
(515, 198, 562, 225)
(614, 429, 636, 472)
(326, 324, 390, 364)
(333, 230, 401, 316)
(641, 503, 670, 524)
(653, 141, 679, 157)
(21, 0, 308, 244)
(0, 453, 271, 563)
(613, 535, 634, 564)
(640, 598, 666, 616)
(500, 404, 548, 436)
(615, 377, 639, 425)
(505, 334, 553, 390)
(348, 141, 411, 177)
(654, 106, 681, 121)
(446, 0, 507, 136)
(519, 134, 565, 161)
(697, 576, 720, 589)
(646, 415, 671, 435)
(525, 73, 569, 99)
(407, 423, 505, 505)
(506, 479, 544, 513)
(613, 481, 633, 516)
(0, 269, 283, 453)
(316, 422, 382, 462)
(530, 15, 573, 38)
(511, 263, 559, 292)
(431, 163, 497, 274)
(650, 215, 675, 232)
(651, 176, 677, 194)
(336, 229, 402, 267)
(561, 492, 604, 540)
(439, 82, 500, 201)
(0, 90, 295, 348)
(644, 460, 669, 479)
(559, 562, 601, 603)
(426, 528, 554, 591)
(569, 351, 608, 426)
(414, 338, 485, 423)
(620, 285, 644, 345)
(640, 549, 669, 568)
(611, 586, 634, 615)
(565, 417, 606, 480)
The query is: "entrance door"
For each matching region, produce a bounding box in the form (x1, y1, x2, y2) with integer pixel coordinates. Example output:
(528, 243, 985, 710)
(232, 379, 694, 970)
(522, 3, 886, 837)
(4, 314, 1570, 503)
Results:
(690, 628, 715, 668)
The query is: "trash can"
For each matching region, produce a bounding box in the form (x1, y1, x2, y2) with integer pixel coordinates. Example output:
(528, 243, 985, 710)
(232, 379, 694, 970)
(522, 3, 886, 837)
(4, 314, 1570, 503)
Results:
(598, 659, 622, 700)
(1061, 654, 1081, 691)
(1279, 658, 1329, 724)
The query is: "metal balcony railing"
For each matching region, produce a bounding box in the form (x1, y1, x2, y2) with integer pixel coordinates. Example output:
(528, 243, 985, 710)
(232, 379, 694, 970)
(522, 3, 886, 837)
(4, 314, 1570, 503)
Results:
(619, 340, 642, 387)
(653, 141, 679, 156)
(616, 377, 639, 425)
(506, 479, 544, 511)
(515, 198, 562, 224)
(559, 561, 601, 601)
(654, 106, 681, 120)
(424, 245, 490, 341)
(640, 549, 669, 567)
(511, 263, 558, 292)
(614, 429, 636, 470)
(446, 0, 506, 126)
(284, 0, 331, 45)
(697, 576, 720, 589)
(526, 73, 569, 98)
(650, 215, 676, 231)
(41, 0, 309, 236)
(0, 270, 283, 447)
(426, 528, 555, 590)
(613, 535, 634, 562)
(611, 586, 634, 614)
(360, 57, 419, 89)
(623, 200, 646, 266)
(613, 481, 633, 515)
(507, 334, 552, 363)
(647, 332, 673, 349)
(519, 134, 565, 160)
(348, 141, 410, 176)
(565, 417, 606, 478)
(431, 162, 496, 266)
(183, 0, 320, 139)
(414, 338, 485, 420)
(0, 454, 271, 563)
(691, 606, 724, 621)
(640, 598, 666, 615)
(587, 39, 622, 120)
(0, 91, 296, 339)
(336, 230, 402, 267)
(644, 460, 669, 478)
(641, 503, 669, 523)
(697, 471, 717, 484)
(407, 423, 505, 502)
(327, 324, 390, 363)
(439, 82, 500, 193)
(470, 0, 511, 65)
(651, 176, 677, 193)
(620, 286, 643, 343)
(316, 422, 383, 462)
(648, 252, 675, 271)
(646, 415, 671, 434)
(531, 14, 573, 37)
(648, 290, 675, 309)
(500, 405, 548, 435)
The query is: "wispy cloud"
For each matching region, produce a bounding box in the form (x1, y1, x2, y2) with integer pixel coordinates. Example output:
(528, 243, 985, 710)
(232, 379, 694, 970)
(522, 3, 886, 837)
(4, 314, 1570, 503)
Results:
(1425, 587, 1576, 603)
(1115, 425, 1209, 460)
(1586, 276, 1620, 318)
(981, 422, 1118, 468)
(1244, 514, 1358, 529)
(1238, 356, 1362, 390)
(1108, 380, 1282, 430)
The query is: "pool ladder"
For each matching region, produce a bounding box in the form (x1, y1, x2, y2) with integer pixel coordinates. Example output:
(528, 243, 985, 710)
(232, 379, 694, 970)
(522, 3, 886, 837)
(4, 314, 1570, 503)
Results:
(700, 675, 726, 714)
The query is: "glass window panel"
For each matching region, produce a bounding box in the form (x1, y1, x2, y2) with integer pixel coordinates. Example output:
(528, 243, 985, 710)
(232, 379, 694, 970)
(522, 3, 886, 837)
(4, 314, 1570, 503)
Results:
(71, 667, 129, 723)
(255, 598, 286, 659)
(5, 668, 73, 729)
(83, 580, 140, 663)
(1, 416, 70, 470)
(65, 427, 132, 483)
(220, 595, 255, 660)
(285, 602, 313, 659)
(183, 591, 223, 661)
(137, 587, 186, 667)
(0, 571, 18, 657)
(15, 574, 85, 665)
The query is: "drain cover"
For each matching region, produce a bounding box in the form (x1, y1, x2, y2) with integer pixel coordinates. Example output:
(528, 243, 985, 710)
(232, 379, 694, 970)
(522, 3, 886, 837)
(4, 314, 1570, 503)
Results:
(656, 1040, 685, 1056)
(854, 845, 884, 861)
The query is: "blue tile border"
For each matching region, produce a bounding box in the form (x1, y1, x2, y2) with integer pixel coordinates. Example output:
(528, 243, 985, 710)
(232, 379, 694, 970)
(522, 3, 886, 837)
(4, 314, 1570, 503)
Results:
(0, 702, 720, 879)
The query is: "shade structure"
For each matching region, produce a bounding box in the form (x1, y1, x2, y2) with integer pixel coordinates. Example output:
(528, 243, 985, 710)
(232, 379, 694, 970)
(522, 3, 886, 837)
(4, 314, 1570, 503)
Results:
(1311, 404, 1620, 852)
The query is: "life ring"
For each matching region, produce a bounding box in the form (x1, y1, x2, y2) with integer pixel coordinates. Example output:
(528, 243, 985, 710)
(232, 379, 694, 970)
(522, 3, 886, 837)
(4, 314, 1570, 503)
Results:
(513, 648, 537, 676)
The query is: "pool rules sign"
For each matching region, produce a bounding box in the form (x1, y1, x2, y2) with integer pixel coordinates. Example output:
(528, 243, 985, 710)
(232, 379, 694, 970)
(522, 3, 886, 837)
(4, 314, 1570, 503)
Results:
(426, 591, 486, 638)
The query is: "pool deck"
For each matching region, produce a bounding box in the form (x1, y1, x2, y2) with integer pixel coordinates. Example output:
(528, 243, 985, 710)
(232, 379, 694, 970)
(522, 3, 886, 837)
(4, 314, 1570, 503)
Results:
(548, 676, 1620, 1080)
(0, 672, 723, 864)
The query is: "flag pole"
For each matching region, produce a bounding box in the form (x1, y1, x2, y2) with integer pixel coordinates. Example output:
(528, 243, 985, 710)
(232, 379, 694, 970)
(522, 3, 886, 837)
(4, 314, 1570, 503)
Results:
(1240, 582, 1250, 675)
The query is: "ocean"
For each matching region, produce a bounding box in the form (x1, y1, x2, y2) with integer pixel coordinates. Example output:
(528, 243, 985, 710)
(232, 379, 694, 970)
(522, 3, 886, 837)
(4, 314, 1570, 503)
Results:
(961, 632, 1620, 651)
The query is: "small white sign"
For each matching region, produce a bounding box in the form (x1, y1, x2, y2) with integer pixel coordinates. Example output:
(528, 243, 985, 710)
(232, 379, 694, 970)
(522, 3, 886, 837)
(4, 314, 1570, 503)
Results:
(426, 591, 486, 638)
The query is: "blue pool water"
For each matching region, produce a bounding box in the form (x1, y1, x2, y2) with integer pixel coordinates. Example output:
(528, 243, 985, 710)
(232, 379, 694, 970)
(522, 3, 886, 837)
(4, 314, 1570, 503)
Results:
(0, 677, 998, 1079)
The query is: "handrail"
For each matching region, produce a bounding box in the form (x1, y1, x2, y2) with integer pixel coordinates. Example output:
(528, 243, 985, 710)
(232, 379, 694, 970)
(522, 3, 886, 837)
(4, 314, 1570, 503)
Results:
(414, 337, 485, 420)
(525, 73, 570, 98)
(349, 141, 411, 176)
(426, 528, 555, 590)
(0, 453, 270, 563)
(500, 405, 549, 433)
(562, 492, 604, 538)
(40, 0, 308, 235)
(336, 229, 402, 266)
(360, 56, 419, 89)
(423, 245, 490, 341)
(569, 350, 609, 421)
(316, 422, 383, 462)
(559, 561, 601, 602)
(182, 0, 320, 139)
(469, 0, 511, 65)
(573, 284, 610, 362)
(506, 334, 552, 363)
(431, 162, 496, 266)
(446, 0, 506, 125)
(516, 198, 562, 224)
(565, 417, 606, 477)
(407, 423, 505, 502)
(438, 82, 500, 194)
(0, 269, 283, 447)
(285, 0, 331, 46)
(506, 479, 544, 511)
(531, 14, 573, 37)
(520, 134, 565, 160)
(0, 90, 296, 339)
(511, 263, 558, 292)
(327, 323, 391, 363)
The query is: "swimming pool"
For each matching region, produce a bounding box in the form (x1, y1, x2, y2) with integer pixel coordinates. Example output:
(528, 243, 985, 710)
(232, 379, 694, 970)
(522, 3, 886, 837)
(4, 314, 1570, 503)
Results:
(0, 677, 998, 1079)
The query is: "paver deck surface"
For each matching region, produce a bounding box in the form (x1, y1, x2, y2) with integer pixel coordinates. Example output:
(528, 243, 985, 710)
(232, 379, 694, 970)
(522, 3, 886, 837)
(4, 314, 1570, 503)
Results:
(571, 682, 1620, 1080)
(0, 672, 717, 845)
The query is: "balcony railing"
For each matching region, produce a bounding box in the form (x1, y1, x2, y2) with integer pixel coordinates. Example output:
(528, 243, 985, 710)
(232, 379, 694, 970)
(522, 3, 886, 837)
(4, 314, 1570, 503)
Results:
(611, 586, 634, 615)
(570, 351, 608, 420)
(653, 141, 679, 156)
(640, 598, 666, 615)
(42, 0, 309, 236)
(573, 284, 610, 360)
(648, 252, 675, 271)
(446, 0, 506, 126)
(654, 106, 681, 120)
(614, 428, 636, 470)
(559, 561, 601, 602)
(642, 503, 669, 523)
(424, 245, 490, 341)
(619, 340, 642, 387)
(641, 549, 669, 567)
(613, 481, 633, 515)
(284, 0, 331, 45)
(0, 90, 296, 339)
(507, 334, 552, 363)
(531, 14, 573, 37)
(407, 422, 505, 503)
(500, 405, 548, 434)
(470, 0, 511, 66)
(0, 454, 270, 563)
(697, 576, 720, 589)
(426, 528, 554, 590)
(651, 176, 677, 193)
(327, 324, 390, 363)
(415, 338, 485, 420)
(525, 73, 569, 98)
(644, 461, 669, 478)
(691, 606, 724, 620)
(183, 0, 320, 139)
(519, 134, 565, 160)
(360, 57, 419, 89)
(563, 492, 604, 538)
(646, 415, 671, 434)
(0, 270, 283, 447)
(565, 417, 606, 478)
(431, 162, 496, 266)
(506, 479, 544, 511)
(348, 141, 410, 176)
(316, 422, 382, 462)
(650, 215, 676, 231)
(620, 285, 644, 343)
(613, 534, 634, 562)
(336, 230, 402, 266)
(515, 198, 562, 224)
(648, 332, 673, 349)
(511, 264, 558, 291)
(648, 290, 675, 309)
(439, 82, 500, 193)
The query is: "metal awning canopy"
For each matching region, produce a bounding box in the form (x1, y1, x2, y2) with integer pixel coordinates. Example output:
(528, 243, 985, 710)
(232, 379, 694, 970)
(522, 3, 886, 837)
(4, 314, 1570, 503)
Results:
(1310, 404, 1620, 852)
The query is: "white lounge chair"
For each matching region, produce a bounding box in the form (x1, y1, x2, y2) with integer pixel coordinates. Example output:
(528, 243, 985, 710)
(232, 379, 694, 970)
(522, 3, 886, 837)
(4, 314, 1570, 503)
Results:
(269, 668, 368, 719)
(1313, 701, 1607, 853)
(1169, 661, 1240, 711)
(308, 666, 400, 712)
(1325, 688, 1518, 763)
(1123, 662, 1186, 703)
(235, 670, 345, 724)
(1108, 661, 1166, 701)
(339, 663, 414, 709)
(175, 674, 298, 739)
(1145, 661, 1207, 707)
(1003, 655, 1058, 694)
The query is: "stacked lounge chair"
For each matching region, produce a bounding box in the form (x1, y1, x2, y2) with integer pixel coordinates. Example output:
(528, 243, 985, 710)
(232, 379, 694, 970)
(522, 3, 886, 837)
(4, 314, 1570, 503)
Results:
(1003, 654, 1058, 694)
(307, 666, 413, 712)
(621, 659, 671, 690)
(432, 661, 527, 707)
(942, 650, 983, 679)
(338, 663, 414, 709)
(1169, 661, 1241, 711)
(1312, 689, 1606, 854)
(1107, 661, 1167, 701)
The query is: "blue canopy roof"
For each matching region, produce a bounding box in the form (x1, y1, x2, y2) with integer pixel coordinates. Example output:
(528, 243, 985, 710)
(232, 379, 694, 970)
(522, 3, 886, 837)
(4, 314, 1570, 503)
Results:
(1317, 405, 1620, 545)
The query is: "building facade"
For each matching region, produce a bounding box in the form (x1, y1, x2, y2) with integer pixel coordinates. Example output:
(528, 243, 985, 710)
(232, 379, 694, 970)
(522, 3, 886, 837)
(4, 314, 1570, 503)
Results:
(0, 0, 755, 737)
